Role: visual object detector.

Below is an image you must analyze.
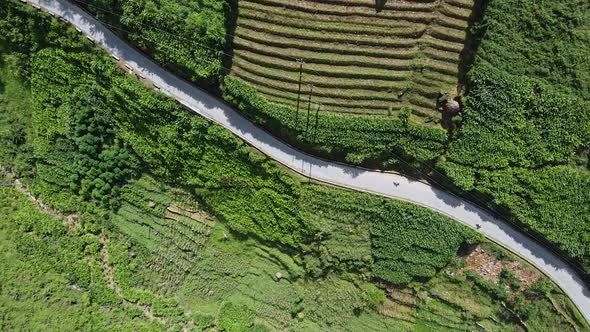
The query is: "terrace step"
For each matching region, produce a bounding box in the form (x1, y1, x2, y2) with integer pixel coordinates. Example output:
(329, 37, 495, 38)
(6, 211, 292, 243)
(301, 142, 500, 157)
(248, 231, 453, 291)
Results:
(240, 7, 427, 38)
(240, 1, 425, 30)
(234, 31, 418, 60)
(233, 56, 408, 92)
(242, 0, 436, 24)
(238, 18, 422, 49)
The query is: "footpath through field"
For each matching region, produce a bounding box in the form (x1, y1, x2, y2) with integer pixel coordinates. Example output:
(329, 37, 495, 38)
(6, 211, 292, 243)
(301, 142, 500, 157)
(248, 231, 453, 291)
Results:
(26, 0, 590, 323)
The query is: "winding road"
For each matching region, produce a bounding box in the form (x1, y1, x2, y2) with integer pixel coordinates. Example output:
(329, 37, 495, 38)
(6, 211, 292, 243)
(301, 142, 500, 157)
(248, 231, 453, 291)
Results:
(24, 0, 590, 322)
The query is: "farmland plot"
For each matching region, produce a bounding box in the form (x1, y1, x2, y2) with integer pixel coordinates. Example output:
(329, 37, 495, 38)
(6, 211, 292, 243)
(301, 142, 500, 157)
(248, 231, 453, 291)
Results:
(230, 0, 473, 122)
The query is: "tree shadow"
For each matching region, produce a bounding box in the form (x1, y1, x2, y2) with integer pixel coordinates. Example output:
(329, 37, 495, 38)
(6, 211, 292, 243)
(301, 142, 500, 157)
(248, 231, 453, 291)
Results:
(375, 0, 387, 13)
(457, 0, 490, 94)
(222, 0, 239, 78)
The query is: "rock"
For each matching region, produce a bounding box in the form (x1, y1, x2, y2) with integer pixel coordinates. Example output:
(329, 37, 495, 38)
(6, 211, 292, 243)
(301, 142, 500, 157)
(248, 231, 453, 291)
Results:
(443, 99, 461, 113)
(275, 272, 283, 281)
(147, 201, 156, 208)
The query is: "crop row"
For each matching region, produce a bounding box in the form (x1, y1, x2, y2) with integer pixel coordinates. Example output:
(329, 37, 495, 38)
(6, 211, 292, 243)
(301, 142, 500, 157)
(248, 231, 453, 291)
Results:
(239, 0, 426, 30)
(247, 0, 437, 23)
(231, 69, 440, 117)
(232, 66, 410, 104)
(240, 1, 469, 41)
(118, 203, 205, 254)
(233, 36, 414, 75)
(234, 28, 462, 76)
(233, 39, 458, 84)
(237, 19, 420, 49)
(234, 28, 414, 62)
(239, 8, 427, 39)
(307, 0, 439, 12)
(259, 89, 402, 116)
(233, 56, 408, 92)
(232, 60, 442, 114)
(231, 52, 450, 114)
(167, 211, 212, 236)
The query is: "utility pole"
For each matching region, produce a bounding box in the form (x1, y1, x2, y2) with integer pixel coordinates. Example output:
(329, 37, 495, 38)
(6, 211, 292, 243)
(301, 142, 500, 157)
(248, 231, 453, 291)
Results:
(295, 59, 303, 126)
(305, 84, 314, 137)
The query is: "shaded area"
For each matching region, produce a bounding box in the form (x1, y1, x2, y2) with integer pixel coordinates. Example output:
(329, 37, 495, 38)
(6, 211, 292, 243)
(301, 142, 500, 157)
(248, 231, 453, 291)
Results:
(375, 0, 387, 13)
(222, 0, 239, 75)
(457, 0, 490, 94)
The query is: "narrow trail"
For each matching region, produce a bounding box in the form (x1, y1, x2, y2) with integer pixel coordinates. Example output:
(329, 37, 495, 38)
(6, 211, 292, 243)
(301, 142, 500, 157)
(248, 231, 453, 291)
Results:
(97, 232, 167, 325)
(0, 166, 167, 326)
(1, 166, 80, 230)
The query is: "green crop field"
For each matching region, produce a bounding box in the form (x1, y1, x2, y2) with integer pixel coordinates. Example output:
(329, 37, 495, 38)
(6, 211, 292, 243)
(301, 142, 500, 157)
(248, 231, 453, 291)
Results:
(1, 2, 589, 330)
(72, 0, 590, 281)
(230, 0, 472, 121)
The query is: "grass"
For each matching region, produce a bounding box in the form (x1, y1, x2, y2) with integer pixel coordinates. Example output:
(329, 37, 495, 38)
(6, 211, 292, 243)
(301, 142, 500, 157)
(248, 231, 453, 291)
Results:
(1, 3, 588, 330)
(109, 175, 589, 331)
(0, 179, 163, 331)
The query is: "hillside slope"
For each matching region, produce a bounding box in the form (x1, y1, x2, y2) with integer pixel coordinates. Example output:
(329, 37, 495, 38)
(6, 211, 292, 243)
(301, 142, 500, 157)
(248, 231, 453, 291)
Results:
(1, 1, 588, 330)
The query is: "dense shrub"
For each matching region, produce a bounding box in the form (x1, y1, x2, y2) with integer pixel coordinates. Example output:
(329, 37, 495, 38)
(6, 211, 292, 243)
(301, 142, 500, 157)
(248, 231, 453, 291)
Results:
(370, 202, 479, 285)
(447, 64, 589, 170)
(464, 270, 508, 301)
(474, 0, 590, 99)
(87, 0, 227, 85)
(223, 76, 447, 168)
(439, 0, 590, 271)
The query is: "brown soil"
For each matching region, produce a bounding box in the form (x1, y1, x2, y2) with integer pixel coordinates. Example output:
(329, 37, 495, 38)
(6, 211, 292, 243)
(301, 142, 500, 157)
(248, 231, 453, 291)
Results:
(463, 244, 540, 290)
(166, 204, 215, 227)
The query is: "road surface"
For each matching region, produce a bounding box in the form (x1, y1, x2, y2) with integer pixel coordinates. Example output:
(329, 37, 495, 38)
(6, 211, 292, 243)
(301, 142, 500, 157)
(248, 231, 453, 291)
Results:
(24, 0, 590, 322)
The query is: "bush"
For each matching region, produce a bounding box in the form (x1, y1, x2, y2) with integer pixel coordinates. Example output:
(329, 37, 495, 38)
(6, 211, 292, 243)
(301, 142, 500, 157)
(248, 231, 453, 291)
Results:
(499, 268, 521, 290)
(87, 0, 228, 85)
(370, 200, 480, 285)
(464, 270, 508, 301)
(223, 76, 447, 168)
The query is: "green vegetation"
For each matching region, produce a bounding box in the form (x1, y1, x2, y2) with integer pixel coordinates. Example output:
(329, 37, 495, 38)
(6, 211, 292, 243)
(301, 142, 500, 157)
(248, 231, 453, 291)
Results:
(0, 1, 588, 330)
(370, 202, 479, 284)
(222, 0, 468, 167)
(87, 0, 228, 85)
(2, 175, 586, 330)
(73, 0, 590, 277)
(439, 0, 590, 271)
(224, 76, 447, 166)
(472, 0, 590, 99)
(0, 182, 162, 331)
(230, 0, 470, 118)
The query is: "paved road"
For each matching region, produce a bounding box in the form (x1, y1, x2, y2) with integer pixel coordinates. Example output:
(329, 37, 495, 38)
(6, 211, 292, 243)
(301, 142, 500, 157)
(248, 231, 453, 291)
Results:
(26, 0, 590, 322)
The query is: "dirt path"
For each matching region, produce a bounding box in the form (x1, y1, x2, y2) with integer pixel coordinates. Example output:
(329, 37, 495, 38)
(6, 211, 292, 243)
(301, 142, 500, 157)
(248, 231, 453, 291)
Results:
(1, 166, 80, 230)
(1, 166, 167, 326)
(97, 232, 166, 325)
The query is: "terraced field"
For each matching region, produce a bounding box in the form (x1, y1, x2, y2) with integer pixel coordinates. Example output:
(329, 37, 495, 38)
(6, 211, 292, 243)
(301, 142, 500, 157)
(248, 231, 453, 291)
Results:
(230, 0, 474, 122)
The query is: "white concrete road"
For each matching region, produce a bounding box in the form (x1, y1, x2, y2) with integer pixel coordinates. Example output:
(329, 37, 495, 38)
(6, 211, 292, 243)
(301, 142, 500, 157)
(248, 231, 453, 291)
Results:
(25, 0, 590, 322)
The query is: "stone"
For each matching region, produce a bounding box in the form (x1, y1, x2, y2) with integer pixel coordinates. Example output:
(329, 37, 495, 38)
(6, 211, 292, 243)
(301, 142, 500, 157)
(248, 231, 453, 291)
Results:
(443, 99, 461, 113)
